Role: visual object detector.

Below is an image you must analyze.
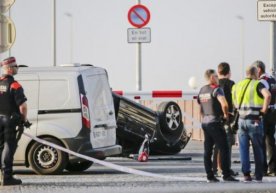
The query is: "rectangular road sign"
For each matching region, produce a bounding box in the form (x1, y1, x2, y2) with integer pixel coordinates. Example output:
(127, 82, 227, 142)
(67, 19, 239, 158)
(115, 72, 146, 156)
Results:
(127, 28, 151, 43)
(258, 0, 276, 21)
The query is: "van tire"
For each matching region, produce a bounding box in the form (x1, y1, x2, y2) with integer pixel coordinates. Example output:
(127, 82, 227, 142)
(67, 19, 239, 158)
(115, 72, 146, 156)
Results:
(66, 161, 93, 172)
(28, 137, 68, 175)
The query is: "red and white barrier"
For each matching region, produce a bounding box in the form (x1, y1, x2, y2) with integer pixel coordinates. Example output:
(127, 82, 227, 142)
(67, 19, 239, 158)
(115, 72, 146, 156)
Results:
(113, 90, 197, 100)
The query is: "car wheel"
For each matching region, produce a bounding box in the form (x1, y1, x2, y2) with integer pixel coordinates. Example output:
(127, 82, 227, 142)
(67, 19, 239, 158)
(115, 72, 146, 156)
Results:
(158, 101, 182, 133)
(157, 101, 183, 134)
(66, 161, 93, 172)
(150, 101, 185, 155)
(28, 137, 68, 175)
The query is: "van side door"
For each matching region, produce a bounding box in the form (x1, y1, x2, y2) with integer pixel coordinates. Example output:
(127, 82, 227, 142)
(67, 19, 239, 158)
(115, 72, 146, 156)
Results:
(14, 73, 39, 162)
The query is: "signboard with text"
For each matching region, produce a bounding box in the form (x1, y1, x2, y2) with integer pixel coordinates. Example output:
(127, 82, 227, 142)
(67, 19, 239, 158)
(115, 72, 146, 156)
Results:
(258, 0, 276, 21)
(127, 28, 151, 43)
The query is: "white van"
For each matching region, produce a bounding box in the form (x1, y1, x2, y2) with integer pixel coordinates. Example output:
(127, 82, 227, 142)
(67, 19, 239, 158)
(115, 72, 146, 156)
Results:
(13, 64, 121, 175)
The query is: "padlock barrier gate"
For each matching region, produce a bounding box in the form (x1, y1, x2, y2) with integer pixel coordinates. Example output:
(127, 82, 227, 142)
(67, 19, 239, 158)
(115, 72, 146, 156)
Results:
(23, 132, 206, 182)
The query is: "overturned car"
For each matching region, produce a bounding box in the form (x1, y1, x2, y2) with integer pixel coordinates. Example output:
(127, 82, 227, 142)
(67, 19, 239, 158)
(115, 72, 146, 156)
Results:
(113, 92, 191, 155)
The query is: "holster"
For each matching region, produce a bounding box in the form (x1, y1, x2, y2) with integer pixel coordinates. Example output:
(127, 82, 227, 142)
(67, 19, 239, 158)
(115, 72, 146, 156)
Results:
(10, 112, 22, 126)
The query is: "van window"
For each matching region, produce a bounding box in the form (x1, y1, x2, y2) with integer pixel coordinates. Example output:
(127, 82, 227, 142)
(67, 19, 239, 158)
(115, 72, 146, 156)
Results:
(39, 80, 70, 109)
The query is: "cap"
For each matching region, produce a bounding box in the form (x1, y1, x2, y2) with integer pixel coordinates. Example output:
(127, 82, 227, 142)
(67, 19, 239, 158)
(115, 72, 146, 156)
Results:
(0, 56, 17, 67)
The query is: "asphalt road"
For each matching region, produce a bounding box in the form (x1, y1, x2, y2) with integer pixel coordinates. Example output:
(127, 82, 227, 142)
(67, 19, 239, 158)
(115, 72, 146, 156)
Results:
(1, 140, 276, 193)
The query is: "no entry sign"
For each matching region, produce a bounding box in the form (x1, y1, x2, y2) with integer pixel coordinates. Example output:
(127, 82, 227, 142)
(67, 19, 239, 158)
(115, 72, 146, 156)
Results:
(128, 4, 150, 28)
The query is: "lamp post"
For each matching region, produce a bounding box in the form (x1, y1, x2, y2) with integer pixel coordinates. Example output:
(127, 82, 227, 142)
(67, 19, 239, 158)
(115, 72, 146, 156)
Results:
(270, 22, 276, 78)
(9, 8, 11, 57)
(65, 12, 73, 64)
(52, 0, 56, 66)
(236, 15, 245, 79)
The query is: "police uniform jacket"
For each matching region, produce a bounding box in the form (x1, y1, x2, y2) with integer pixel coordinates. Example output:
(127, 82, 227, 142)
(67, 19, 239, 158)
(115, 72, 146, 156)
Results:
(0, 75, 27, 117)
(197, 84, 224, 123)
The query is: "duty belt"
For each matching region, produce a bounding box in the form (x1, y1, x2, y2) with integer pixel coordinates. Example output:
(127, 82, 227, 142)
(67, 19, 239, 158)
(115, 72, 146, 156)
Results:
(269, 105, 276, 109)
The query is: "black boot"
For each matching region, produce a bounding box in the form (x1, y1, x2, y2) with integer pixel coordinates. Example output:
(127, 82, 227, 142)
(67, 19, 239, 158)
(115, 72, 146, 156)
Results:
(3, 176, 22, 186)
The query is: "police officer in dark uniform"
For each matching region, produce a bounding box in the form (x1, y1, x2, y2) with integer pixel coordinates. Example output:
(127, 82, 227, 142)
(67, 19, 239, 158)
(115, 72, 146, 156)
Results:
(0, 57, 27, 186)
(198, 69, 238, 182)
(254, 60, 276, 176)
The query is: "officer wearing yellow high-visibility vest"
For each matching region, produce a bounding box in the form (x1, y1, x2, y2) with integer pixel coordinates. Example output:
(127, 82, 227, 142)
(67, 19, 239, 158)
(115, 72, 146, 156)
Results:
(232, 65, 271, 182)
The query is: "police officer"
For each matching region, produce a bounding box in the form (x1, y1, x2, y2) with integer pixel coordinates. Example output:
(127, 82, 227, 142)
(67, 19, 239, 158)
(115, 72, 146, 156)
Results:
(232, 65, 271, 182)
(0, 57, 27, 185)
(254, 60, 276, 176)
(198, 69, 238, 182)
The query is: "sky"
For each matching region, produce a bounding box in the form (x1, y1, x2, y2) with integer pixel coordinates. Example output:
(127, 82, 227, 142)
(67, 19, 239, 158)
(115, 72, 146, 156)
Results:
(0, 0, 272, 92)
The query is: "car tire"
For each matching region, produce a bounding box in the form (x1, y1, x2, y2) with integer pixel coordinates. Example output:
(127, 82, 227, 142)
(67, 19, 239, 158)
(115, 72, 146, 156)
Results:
(28, 137, 68, 175)
(150, 101, 185, 155)
(157, 101, 183, 135)
(66, 161, 93, 172)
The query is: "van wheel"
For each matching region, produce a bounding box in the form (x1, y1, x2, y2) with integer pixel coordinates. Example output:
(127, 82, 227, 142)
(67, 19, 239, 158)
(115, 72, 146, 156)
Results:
(66, 161, 93, 172)
(28, 137, 68, 175)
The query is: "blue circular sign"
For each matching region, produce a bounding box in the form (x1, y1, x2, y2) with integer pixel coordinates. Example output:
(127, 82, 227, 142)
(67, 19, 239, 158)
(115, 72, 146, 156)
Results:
(128, 4, 150, 28)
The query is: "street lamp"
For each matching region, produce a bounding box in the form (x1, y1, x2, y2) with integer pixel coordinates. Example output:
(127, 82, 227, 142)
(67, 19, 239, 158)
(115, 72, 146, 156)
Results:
(64, 12, 73, 64)
(236, 15, 245, 79)
(270, 22, 276, 77)
(52, 0, 56, 66)
(9, 8, 11, 57)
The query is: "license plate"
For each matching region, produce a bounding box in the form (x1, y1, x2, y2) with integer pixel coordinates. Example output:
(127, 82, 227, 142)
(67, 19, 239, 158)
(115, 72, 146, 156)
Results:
(92, 129, 107, 139)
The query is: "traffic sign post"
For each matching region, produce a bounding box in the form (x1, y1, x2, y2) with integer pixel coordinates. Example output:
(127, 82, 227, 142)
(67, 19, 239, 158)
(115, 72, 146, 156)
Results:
(127, 3, 151, 91)
(257, 0, 276, 78)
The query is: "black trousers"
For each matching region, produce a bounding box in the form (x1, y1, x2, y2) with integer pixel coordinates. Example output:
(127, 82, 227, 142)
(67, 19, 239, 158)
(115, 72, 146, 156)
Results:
(262, 113, 276, 173)
(202, 121, 231, 178)
(212, 123, 235, 172)
(0, 115, 16, 178)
